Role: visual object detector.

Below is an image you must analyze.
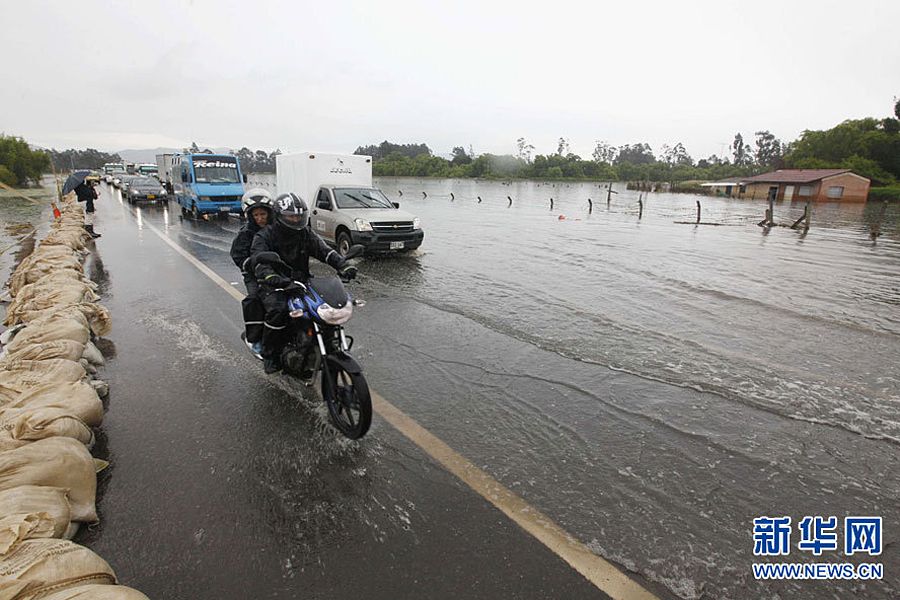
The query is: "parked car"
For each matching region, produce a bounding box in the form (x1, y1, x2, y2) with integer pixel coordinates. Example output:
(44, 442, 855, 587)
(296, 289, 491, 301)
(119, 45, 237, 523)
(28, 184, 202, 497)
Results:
(126, 177, 167, 203)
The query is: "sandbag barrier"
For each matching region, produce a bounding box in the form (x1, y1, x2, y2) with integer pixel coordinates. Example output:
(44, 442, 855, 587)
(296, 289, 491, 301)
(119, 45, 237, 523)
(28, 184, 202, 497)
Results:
(0, 194, 149, 599)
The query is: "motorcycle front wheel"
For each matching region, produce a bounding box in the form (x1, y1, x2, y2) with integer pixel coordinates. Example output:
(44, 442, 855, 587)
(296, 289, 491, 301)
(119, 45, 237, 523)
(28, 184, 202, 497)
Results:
(323, 364, 372, 440)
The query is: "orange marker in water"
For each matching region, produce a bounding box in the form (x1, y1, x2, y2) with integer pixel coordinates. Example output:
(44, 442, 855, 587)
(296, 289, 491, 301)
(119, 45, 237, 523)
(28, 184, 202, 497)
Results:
(51, 203, 61, 219)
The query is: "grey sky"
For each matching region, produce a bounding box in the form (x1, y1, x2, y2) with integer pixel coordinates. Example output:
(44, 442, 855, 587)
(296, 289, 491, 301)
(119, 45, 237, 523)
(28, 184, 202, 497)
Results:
(3, 0, 898, 160)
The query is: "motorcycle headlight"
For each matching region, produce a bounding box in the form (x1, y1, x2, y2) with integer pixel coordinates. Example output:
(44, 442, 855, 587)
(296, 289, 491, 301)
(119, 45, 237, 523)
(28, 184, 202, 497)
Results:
(354, 218, 372, 232)
(413, 217, 421, 230)
(316, 302, 353, 325)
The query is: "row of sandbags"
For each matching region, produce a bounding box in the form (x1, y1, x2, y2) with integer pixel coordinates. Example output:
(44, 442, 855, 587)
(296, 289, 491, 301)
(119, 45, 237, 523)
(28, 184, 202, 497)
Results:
(0, 196, 149, 599)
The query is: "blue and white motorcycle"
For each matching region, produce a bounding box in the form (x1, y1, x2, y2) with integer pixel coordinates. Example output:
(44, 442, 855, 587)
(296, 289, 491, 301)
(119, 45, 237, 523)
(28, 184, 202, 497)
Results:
(248, 246, 372, 439)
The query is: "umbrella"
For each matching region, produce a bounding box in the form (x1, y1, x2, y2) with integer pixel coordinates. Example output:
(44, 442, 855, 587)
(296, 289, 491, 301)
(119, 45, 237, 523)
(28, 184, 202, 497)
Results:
(62, 170, 93, 195)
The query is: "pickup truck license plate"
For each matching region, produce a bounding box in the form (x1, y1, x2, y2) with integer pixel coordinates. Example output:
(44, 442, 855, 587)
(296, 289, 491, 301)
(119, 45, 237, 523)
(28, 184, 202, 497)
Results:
(219, 206, 230, 212)
(390, 241, 404, 250)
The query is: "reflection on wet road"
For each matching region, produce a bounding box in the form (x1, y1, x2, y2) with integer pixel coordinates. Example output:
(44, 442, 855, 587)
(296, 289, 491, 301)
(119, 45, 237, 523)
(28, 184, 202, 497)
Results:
(81, 180, 898, 599)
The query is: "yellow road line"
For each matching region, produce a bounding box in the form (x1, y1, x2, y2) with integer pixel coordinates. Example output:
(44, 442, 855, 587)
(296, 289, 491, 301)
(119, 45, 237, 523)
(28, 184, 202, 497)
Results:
(137, 210, 659, 600)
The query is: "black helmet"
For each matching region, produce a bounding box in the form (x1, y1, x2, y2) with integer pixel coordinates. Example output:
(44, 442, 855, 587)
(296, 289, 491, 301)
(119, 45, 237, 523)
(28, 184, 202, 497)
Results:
(274, 193, 310, 231)
(241, 188, 274, 218)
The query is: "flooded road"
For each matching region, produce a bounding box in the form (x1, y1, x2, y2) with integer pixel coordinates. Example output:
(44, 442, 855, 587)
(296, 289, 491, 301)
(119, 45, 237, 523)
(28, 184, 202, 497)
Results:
(19, 178, 898, 599)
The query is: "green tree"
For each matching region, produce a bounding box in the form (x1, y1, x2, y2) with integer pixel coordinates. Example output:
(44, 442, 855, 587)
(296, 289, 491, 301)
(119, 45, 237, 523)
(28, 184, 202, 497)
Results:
(753, 131, 784, 169)
(592, 141, 617, 164)
(451, 146, 472, 166)
(0, 135, 50, 186)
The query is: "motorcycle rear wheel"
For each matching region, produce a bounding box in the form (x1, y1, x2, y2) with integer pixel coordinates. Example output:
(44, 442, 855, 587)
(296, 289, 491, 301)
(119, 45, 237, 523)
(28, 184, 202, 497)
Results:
(323, 364, 372, 439)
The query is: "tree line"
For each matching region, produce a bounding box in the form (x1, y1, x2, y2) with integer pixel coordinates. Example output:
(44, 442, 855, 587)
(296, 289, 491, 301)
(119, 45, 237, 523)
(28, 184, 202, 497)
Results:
(357, 98, 900, 187)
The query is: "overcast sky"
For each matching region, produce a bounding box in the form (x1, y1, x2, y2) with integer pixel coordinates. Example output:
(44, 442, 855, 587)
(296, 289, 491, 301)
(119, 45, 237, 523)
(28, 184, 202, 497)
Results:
(3, 0, 898, 160)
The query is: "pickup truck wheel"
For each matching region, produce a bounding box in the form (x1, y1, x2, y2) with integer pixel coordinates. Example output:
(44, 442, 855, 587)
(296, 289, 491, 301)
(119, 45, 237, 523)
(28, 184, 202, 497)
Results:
(192, 204, 200, 220)
(336, 231, 352, 256)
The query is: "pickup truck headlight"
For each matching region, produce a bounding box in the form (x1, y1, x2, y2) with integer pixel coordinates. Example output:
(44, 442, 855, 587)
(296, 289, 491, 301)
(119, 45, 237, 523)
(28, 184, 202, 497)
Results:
(200, 196, 210, 202)
(354, 218, 373, 232)
(413, 218, 421, 230)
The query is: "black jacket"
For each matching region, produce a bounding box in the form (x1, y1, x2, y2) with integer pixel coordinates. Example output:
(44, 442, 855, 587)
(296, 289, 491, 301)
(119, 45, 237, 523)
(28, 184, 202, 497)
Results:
(74, 182, 96, 203)
(250, 223, 346, 283)
(230, 220, 264, 272)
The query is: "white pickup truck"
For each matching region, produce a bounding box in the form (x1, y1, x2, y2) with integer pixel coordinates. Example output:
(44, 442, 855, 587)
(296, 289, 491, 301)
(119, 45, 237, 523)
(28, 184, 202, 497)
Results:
(276, 152, 424, 255)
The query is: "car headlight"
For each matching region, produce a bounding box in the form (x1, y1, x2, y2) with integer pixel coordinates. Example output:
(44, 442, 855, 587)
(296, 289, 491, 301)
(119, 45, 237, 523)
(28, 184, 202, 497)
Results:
(317, 302, 353, 325)
(200, 196, 210, 201)
(354, 218, 372, 232)
(413, 217, 420, 230)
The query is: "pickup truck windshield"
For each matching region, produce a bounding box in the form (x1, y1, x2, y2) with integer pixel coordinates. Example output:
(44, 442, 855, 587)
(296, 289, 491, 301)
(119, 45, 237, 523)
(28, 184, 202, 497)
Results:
(333, 188, 394, 209)
(193, 158, 240, 183)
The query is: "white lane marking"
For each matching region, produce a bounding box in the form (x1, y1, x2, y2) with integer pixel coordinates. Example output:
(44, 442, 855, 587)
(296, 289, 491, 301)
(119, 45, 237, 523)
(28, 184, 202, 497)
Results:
(138, 215, 659, 600)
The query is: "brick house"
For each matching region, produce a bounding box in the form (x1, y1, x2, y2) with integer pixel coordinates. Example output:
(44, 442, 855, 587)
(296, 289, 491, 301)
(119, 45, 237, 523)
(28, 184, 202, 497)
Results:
(737, 169, 870, 202)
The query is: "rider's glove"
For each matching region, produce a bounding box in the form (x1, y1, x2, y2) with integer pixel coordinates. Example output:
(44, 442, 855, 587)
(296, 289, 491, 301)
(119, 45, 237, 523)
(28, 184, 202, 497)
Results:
(339, 265, 358, 281)
(264, 274, 293, 288)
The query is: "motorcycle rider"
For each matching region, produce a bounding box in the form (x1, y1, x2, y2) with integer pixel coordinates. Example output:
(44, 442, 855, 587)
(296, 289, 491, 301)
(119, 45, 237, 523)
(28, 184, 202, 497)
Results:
(251, 192, 358, 374)
(230, 188, 275, 354)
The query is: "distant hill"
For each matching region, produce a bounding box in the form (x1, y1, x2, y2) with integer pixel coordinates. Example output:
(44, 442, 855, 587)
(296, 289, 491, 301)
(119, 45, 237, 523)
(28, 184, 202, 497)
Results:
(116, 147, 232, 163)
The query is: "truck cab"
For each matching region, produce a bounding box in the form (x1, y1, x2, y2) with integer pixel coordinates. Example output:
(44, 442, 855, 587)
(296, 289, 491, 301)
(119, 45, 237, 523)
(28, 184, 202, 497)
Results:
(172, 154, 247, 218)
(276, 152, 424, 255)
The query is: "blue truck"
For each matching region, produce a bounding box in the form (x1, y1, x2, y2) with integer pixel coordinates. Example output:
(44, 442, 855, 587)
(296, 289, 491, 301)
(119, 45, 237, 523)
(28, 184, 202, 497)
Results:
(172, 154, 247, 218)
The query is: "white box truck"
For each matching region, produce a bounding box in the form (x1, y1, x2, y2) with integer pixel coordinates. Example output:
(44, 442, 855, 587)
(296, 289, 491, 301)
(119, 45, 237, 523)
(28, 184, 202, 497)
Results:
(276, 152, 424, 255)
(155, 153, 175, 193)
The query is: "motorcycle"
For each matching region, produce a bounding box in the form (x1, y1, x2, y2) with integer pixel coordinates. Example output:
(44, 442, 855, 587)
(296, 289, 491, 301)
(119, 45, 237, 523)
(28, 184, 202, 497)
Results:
(245, 246, 372, 439)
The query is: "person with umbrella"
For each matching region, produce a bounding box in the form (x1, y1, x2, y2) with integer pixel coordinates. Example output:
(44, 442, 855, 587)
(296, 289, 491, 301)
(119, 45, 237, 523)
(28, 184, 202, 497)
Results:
(64, 170, 101, 238)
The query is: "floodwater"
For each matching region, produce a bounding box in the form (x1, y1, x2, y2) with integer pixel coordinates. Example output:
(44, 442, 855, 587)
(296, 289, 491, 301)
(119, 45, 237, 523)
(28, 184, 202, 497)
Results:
(0, 179, 54, 289)
(6, 176, 900, 599)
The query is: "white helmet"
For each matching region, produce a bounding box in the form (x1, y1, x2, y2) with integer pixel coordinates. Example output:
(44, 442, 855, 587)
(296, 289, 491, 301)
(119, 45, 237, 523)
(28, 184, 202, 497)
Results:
(241, 188, 274, 218)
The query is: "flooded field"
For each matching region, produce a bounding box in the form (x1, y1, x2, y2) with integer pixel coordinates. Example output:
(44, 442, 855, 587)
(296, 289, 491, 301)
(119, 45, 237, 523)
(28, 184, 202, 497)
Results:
(274, 176, 900, 445)
(0, 179, 54, 290)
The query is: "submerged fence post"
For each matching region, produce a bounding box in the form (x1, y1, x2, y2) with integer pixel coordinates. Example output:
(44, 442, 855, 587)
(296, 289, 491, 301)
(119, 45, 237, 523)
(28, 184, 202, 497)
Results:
(696, 200, 701, 224)
(791, 201, 812, 230)
(871, 200, 888, 239)
(549, 198, 554, 210)
(422, 191, 427, 199)
(398, 190, 403, 196)
(450, 193, 455, 201)
(507, 196, 513, 207)
(607, 182, 613, 206)
(587, 198, 592, 213)
(477, 196, 482, 203)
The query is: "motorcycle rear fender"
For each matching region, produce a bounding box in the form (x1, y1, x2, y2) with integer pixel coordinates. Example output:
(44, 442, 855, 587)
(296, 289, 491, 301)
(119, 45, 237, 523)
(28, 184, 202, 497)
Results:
(324, 352, 363, 375)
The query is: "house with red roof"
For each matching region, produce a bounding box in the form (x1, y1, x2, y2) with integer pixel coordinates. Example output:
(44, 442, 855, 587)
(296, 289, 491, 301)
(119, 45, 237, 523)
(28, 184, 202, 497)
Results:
(737, 169, 870, 202)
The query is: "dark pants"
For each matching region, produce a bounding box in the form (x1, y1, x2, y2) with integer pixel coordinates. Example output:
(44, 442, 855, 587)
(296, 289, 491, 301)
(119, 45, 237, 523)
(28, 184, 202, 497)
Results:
(260, 288, 288, 359)
(242, 274, 264, 344)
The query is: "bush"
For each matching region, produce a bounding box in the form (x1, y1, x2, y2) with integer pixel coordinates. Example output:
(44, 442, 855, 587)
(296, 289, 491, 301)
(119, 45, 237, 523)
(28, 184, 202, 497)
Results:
(0, 135, 50, 186)
(868, 186, 900, 202)
(0, 165, 16, 186)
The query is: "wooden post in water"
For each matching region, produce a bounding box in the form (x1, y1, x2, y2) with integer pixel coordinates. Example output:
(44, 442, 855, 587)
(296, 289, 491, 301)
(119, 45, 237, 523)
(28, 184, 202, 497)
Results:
(607, 182, 613, 206)
(696, 200, 701, 224)
(871, 200, 888, 239)
(422, 191, 427, 199)
(549, 198, 554, 210)
(507, 196, 513, 207)
(450, 193, 455, 201)
(398, 190, 403, 196)
(587, 198, 592, 213)
(477, 196, 482, 203)
(638, 198, 643, 219)
(791, 201, 812, 230)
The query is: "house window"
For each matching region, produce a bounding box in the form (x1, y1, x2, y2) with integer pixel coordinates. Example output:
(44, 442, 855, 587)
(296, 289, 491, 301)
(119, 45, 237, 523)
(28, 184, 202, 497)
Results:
(798, 185, 812, 196)
(827, 186, 844, 199)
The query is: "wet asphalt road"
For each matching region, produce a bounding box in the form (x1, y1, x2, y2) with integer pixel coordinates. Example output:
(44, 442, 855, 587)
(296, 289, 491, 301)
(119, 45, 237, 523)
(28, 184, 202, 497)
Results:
(75, 186, 634, 599)
(73, 183, 898, 600)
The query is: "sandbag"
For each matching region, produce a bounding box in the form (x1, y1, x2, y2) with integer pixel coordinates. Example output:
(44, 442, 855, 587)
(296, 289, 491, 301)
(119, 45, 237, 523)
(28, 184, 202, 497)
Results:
(0, 362, 87, 405)
(3, 305, 110, 338)
(29, 584, 149, 600)
(3, 318, 90, 352)
(0, 514, 58, 555)
(0, 407, 93, 451)
(0, 540, 116, 600)
(0, 341, 86, 365)
(10, 282, 98, 314)
(80, 344, 103, 367)
(0, 438, 99, 522)
(0, 382, 103, 427)
(0, 487, 71, 539)
(38, 230, 89, 252)
(5, 287, 99, 328)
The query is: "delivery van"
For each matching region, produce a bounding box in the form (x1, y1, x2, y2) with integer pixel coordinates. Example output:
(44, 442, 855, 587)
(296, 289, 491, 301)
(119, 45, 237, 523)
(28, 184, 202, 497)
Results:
(172, 153, 247, 218)
(276, 152, 424, 255)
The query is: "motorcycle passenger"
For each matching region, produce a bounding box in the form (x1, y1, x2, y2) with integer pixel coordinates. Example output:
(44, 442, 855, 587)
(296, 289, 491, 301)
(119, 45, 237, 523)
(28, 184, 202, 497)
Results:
(251, 192, 358, 374)
(231, 188, 275, 354)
